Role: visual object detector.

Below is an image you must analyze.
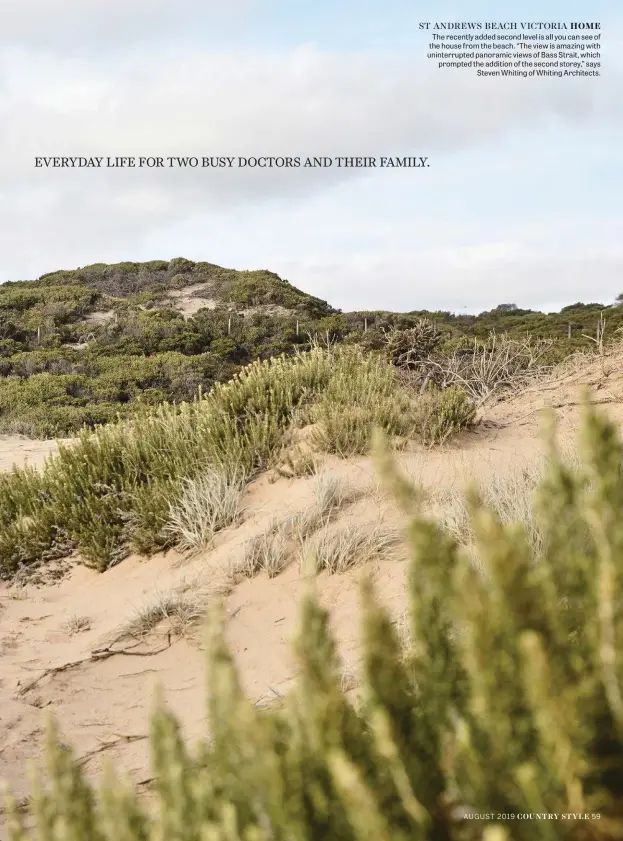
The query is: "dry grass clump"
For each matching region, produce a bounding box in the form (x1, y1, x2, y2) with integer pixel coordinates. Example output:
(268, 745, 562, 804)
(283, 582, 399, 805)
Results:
(111, 577, 216, 643)
(232, 517, 292, 581)
(309, 470, 354, 518)
(300, 522, 402, 575)
(433, 465, 547, 568)
(432, 444, 581, 563)
(165, 468, 246, 553)
(230, 471, 359, 581)
(60, 614, 92, 635)
(394, 329, 555, 405)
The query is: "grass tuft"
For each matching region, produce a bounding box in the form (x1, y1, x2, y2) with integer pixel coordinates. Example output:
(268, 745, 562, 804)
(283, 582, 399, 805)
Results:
(165, 468, 246, 553)
(232, 518, 292, 581)
(111, 578, 215, 643)
(300, 522, 402, 575)
(231, 471, 359, 580)
(61, 614, 92, 635)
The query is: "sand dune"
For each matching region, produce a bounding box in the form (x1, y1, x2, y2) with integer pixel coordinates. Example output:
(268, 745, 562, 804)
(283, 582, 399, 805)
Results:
(2, 344, 623, 825)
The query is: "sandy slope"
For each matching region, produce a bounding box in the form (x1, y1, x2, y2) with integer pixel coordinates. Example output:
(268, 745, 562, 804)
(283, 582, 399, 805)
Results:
(0, 435, 61, 472)
(2, 344, 623, 825)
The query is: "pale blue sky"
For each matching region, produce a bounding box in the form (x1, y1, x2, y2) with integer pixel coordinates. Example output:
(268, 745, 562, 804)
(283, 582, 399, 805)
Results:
(0, 0, 620, 312)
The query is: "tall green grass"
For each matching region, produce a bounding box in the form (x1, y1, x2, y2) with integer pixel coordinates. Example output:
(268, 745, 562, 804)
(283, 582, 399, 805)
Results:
(5, 401, 623, 839)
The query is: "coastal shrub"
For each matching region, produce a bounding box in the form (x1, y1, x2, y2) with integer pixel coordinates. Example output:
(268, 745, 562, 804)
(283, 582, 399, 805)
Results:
(311, 351, 415, 456)
(0, 349, 332, 573)
(412, 385, 477, 446)
(0, 347, 476, 575)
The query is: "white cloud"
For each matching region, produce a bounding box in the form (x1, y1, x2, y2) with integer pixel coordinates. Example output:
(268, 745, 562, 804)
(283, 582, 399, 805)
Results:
(0, 0, 250, 47)
(277, 245, 623, 313)
(0, 45, 617, 221)
(0, 25, 621, 305)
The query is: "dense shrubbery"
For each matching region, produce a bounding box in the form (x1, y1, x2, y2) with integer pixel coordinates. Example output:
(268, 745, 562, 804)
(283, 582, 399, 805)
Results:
(0, 260, 338, 435)
(0, 257, 623, 437)
(33, 259, 334, 315)
(5, 403, 623, 840)
(0, 346, 475, 575)
(0, 259, 619, 436)
(0, 352, 234, 436)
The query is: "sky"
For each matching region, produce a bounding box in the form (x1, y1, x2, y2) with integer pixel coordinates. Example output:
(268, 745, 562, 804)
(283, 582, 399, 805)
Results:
(0, 0, 621, 314)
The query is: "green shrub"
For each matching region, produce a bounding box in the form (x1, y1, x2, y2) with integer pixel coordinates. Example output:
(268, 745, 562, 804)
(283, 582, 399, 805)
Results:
(0, 348, 476, 576)
(0, 349, 334, 574)
(412, 386, 477, 446)
(6, 402, 623, 839)
(124, 477, 182, 556)
(0, 352, 230, 437)
(0, 404, 121, 438)
(312, 350, 415, 456)
(221, 270, 334, 317)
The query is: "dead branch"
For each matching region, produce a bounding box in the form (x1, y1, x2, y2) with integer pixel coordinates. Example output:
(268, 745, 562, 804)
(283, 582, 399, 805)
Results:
(16, 639, 175, 697)
(396, 332, 555, 404)
(118, 668, 160, 678)
(77, 734, 149, 767)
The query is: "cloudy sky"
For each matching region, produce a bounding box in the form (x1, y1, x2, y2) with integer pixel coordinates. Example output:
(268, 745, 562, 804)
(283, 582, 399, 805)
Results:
(0, 0, 620, 313)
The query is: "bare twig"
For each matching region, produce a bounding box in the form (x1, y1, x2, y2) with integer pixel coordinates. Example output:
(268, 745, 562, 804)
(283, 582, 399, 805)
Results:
(582, 312, 608, 376)
(395, 331, 554, 404)
(77, 734, 149, 767)
(16, 639, 175, 696)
